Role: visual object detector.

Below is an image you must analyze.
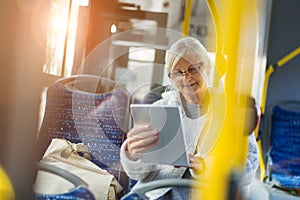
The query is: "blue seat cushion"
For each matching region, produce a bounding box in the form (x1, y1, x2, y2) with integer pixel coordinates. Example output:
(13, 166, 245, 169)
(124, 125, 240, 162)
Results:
(270, 105, 300, 189)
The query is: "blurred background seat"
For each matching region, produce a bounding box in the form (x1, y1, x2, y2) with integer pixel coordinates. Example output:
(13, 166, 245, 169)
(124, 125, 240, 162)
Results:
(264, 101, 300, 196)
(37, 74, 130, 186)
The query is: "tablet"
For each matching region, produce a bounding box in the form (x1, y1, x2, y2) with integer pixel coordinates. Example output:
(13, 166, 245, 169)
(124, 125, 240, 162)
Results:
(130, 104, 190, 167)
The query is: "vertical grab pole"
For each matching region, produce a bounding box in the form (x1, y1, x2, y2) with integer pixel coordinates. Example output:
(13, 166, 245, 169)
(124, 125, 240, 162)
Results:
(206, 0, 226, 78)
(193, 0, 259, 199)
(181, 0, 192, 36)
(0, 167, 15, 200)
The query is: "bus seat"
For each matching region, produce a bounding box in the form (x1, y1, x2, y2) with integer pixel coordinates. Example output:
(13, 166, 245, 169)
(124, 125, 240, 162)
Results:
(141, 84, 168, 104)
(34, 162, 95, 200)
(130, 83, 167, 104)
(37, 74, 131, 184)
(264, 101, 300, 195)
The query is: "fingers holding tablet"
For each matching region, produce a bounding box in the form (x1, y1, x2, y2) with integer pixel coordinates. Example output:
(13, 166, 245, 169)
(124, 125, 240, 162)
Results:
(126, 125, 159, 160)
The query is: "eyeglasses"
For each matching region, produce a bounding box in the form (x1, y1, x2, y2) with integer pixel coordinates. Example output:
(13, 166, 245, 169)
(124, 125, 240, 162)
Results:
(168, 63, 205, 79)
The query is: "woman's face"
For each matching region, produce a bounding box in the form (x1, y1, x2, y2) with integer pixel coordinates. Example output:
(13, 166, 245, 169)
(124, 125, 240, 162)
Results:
(169, 55, 208, 96)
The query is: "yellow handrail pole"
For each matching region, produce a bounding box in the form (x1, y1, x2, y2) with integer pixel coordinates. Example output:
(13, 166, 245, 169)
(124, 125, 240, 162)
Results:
(277, 46, 300, 67)
(258, 47, 300, 180)
(0, 167, 15, 200)
(261, 47, 300, 114)
(193, 0, 258, 199)
(258, 65, 274, 181)
(206, 0, 226, 77)
(181, 0, 192, 36)
(260, 66, 274, 116)
(257, 139, 266, 180)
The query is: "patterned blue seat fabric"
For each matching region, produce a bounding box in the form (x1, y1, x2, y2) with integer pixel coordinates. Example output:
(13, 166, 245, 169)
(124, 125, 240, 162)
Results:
(269, 105, 300, 190)
(35, 187, 95, 200)
(38, 75, 130, 179)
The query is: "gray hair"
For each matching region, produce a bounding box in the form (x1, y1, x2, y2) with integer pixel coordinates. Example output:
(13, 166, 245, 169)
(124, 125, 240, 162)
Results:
(166, 37, 213, 87)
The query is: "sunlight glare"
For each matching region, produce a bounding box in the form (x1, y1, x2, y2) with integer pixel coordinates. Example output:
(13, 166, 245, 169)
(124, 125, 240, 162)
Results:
(50, 15, 68, 34)
(78, 0, 89, 6)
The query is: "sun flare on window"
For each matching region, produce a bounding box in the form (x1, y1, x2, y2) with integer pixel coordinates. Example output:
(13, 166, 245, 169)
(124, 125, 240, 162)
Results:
(43, 0, 86, 77)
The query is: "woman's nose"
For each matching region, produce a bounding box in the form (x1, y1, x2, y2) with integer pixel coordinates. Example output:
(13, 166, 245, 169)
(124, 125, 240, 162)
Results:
(182, 72, 192, 79)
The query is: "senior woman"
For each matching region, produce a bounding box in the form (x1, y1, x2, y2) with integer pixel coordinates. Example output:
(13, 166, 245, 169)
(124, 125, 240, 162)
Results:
(120, 36, 259, 199)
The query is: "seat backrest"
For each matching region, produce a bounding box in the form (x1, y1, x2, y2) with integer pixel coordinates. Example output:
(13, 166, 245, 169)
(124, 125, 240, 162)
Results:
(37, 74, 131, 180)
(130, 83, 168, 105)
(141, 84, 168, 104)
(267, 101, 300, 189)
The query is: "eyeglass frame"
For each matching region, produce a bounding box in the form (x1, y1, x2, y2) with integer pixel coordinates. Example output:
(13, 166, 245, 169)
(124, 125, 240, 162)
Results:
(168, 62, 206, 79)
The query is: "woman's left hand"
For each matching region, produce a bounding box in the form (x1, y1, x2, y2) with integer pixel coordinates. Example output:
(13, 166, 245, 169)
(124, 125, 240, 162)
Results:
(188, 153, 204, 172)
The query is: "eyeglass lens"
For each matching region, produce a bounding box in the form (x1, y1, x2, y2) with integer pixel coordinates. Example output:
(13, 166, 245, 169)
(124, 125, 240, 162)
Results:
(169, 63, 203, 78)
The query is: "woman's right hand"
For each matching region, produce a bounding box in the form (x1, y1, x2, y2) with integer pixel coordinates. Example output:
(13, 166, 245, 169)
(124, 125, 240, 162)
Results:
(125, 124, 159, 161)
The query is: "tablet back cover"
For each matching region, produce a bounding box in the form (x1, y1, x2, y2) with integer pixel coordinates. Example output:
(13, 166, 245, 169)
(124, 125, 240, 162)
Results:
(130, 105, 189, 166)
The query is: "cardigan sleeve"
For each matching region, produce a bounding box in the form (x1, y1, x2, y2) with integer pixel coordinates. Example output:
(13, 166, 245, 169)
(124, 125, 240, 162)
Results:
(242, 133, 259, 186)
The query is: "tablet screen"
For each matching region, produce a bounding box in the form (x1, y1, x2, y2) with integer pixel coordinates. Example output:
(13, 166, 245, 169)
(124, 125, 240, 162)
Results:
(130, 104, 190, 167)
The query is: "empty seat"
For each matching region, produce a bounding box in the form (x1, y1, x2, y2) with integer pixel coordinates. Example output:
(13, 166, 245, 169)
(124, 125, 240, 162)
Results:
(265, 101, 300, 194)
